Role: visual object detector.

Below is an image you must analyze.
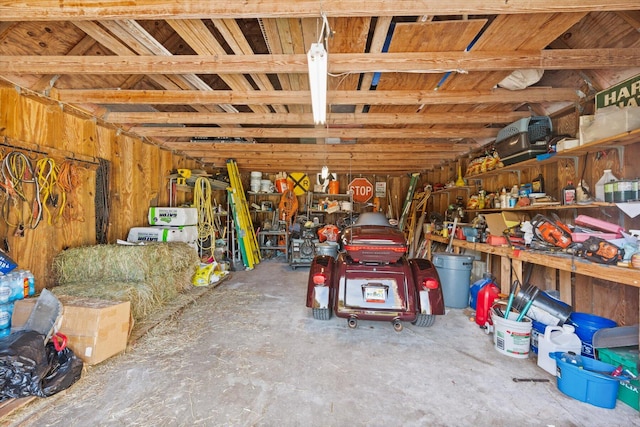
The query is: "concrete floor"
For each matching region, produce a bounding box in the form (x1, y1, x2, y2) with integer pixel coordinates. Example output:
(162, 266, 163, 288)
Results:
(6, 258, 640, 426)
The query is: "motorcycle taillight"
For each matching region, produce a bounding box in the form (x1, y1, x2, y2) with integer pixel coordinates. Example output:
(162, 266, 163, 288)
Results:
(422, 278, 439, 290)
(313, 273, 326, 285)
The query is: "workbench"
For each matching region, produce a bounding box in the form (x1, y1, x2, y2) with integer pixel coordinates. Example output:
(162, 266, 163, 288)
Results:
(425, 234, 640, 310)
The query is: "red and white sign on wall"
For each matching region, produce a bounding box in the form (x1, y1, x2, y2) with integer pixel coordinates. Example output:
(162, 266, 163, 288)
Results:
(349, 177, 374, 203)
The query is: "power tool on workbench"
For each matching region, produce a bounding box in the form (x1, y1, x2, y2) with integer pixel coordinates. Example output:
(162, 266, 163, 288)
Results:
(575, 236, 624, 265)
(530, 214, 573, 249)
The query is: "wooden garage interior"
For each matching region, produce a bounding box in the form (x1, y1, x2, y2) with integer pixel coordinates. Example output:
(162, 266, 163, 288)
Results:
(0, 0, 640, 365)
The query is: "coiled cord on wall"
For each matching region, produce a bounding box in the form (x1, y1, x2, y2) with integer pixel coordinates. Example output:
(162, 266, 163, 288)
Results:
(1, 151, 42, 230)
(95, 158, 110, 244)
(194, 176, 216, 256)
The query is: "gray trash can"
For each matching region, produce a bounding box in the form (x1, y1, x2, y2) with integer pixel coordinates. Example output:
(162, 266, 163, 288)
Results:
(432, 252, 475, 308)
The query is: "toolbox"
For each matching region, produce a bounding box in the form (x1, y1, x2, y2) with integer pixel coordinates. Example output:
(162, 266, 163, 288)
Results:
(494, 116, 552, 166)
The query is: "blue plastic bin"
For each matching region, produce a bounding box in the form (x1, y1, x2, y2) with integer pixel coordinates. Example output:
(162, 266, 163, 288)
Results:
(550, 352, 622, 409)
(569, 312, 617, 358)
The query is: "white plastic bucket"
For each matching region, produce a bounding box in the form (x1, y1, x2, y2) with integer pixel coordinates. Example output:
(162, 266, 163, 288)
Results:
(491, 308, 532, 359)
(260, 179, 274, 193)
(250, 171, 262, 193)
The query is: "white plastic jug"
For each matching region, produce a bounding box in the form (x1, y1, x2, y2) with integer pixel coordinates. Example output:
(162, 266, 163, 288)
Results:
(537, 324, 582, 375)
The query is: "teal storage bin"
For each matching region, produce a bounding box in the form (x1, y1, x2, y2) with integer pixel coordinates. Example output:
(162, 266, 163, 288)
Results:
(551, 352, 622, 409)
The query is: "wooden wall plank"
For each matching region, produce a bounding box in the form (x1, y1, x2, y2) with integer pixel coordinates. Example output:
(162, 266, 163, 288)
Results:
(0, 86, 193, 288)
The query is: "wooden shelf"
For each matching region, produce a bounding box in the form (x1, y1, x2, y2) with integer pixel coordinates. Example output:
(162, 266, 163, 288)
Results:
(465, 128, 640, 181)
(426, 234, 640, 288)
(432, 186, 475, 194)
(467, 202, 615, 213)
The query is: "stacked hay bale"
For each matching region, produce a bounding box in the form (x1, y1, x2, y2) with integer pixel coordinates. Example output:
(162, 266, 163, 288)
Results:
(51, 242, 200, 322)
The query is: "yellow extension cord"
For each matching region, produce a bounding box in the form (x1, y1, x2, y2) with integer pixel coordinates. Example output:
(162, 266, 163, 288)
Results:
(194, 176, 216, 255)
(36, 157, 66, 225)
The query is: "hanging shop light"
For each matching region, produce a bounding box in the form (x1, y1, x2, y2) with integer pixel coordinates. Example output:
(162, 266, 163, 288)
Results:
(307, 13, 331, 125)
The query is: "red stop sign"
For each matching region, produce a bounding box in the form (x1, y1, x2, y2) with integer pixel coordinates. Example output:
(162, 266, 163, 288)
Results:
(349, 178, 373, 203)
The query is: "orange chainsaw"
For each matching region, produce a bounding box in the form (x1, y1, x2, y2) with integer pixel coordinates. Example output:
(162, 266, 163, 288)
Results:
(531, 214, 573, 249)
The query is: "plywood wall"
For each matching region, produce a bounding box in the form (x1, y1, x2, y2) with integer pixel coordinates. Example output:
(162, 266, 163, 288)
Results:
(0, 85, 198, 288)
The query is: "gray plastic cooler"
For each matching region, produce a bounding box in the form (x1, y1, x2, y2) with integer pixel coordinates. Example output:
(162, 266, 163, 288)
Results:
(432, 253, 475, 308)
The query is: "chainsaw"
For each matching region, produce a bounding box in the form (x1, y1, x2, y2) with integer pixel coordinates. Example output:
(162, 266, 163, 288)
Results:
(530, 214, 573, 249)
(576, 236, 624, 265)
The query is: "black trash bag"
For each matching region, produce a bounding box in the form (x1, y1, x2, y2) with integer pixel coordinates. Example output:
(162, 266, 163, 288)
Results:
(40, 340, 83, 397)
(0, 330, 83, 401)
(0, 330, 50, 401)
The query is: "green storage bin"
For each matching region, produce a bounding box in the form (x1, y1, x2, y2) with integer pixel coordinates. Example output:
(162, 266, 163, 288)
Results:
(597, 346, 639, 411)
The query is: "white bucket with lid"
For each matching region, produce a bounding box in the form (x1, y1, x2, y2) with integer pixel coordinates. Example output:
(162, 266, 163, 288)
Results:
(250, 171, 263, 193)
(260, 179, 274, 193)
(537, 324, 582, 375)
(491, 307, 532, 359)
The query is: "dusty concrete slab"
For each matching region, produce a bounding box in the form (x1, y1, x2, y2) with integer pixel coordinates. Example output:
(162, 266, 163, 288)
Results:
(5, 259, 640, 426)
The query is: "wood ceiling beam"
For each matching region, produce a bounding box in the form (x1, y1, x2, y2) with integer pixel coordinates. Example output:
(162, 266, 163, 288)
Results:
(128, 126, 499, 139)
(4, 49, 638, 74)
(1, 1, 638, 21)
(53, 87, 581, 105)
(161, 142, 473, 154)
(194, 157, 444, 172)
(105, 111, 530, 125)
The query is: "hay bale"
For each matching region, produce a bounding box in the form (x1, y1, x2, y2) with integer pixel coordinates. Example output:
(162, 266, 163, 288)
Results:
(52, 242, 200, 285)
(51, 242, 201, 322)
(52, 281, 160, 322)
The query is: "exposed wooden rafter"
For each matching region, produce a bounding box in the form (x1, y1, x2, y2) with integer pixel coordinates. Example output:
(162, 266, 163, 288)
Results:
(1, 1, 638, 21)
(104, 111, 531, 125)
(52, 88, 581, 105)
(3, 49, 639, 75)
(129, 126, 499, 140)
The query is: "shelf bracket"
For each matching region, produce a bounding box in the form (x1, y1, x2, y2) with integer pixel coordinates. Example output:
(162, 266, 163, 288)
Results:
(507, 170, 521, 186)
(611, 145, 625, 166)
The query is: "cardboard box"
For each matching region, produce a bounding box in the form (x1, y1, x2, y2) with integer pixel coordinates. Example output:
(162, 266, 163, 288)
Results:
(12, 295, 131, 365)
(484, 211, 525, 236)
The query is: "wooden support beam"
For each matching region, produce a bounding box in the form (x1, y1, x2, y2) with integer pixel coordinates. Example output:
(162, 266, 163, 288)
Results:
(1, 1, 638, 21)
(3, 49, 638, 74)
(160, 142, 474, 154)
(128, 125, 499, 139)
(105, 111, 531, 125)
(53, 87, 581, 105)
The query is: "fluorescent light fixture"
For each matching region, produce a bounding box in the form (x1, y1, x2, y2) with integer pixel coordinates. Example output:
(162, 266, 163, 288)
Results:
(307, 42, 328, 125)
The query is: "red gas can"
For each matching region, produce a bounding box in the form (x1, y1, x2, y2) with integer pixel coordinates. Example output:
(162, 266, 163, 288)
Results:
(475, 282, 500, 327)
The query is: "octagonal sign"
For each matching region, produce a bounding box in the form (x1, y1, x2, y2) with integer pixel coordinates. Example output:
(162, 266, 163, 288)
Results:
(349, 177, 373, 203)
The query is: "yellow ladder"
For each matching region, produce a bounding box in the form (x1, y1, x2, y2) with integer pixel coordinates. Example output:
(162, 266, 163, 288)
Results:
(226, 159, 260, 269)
